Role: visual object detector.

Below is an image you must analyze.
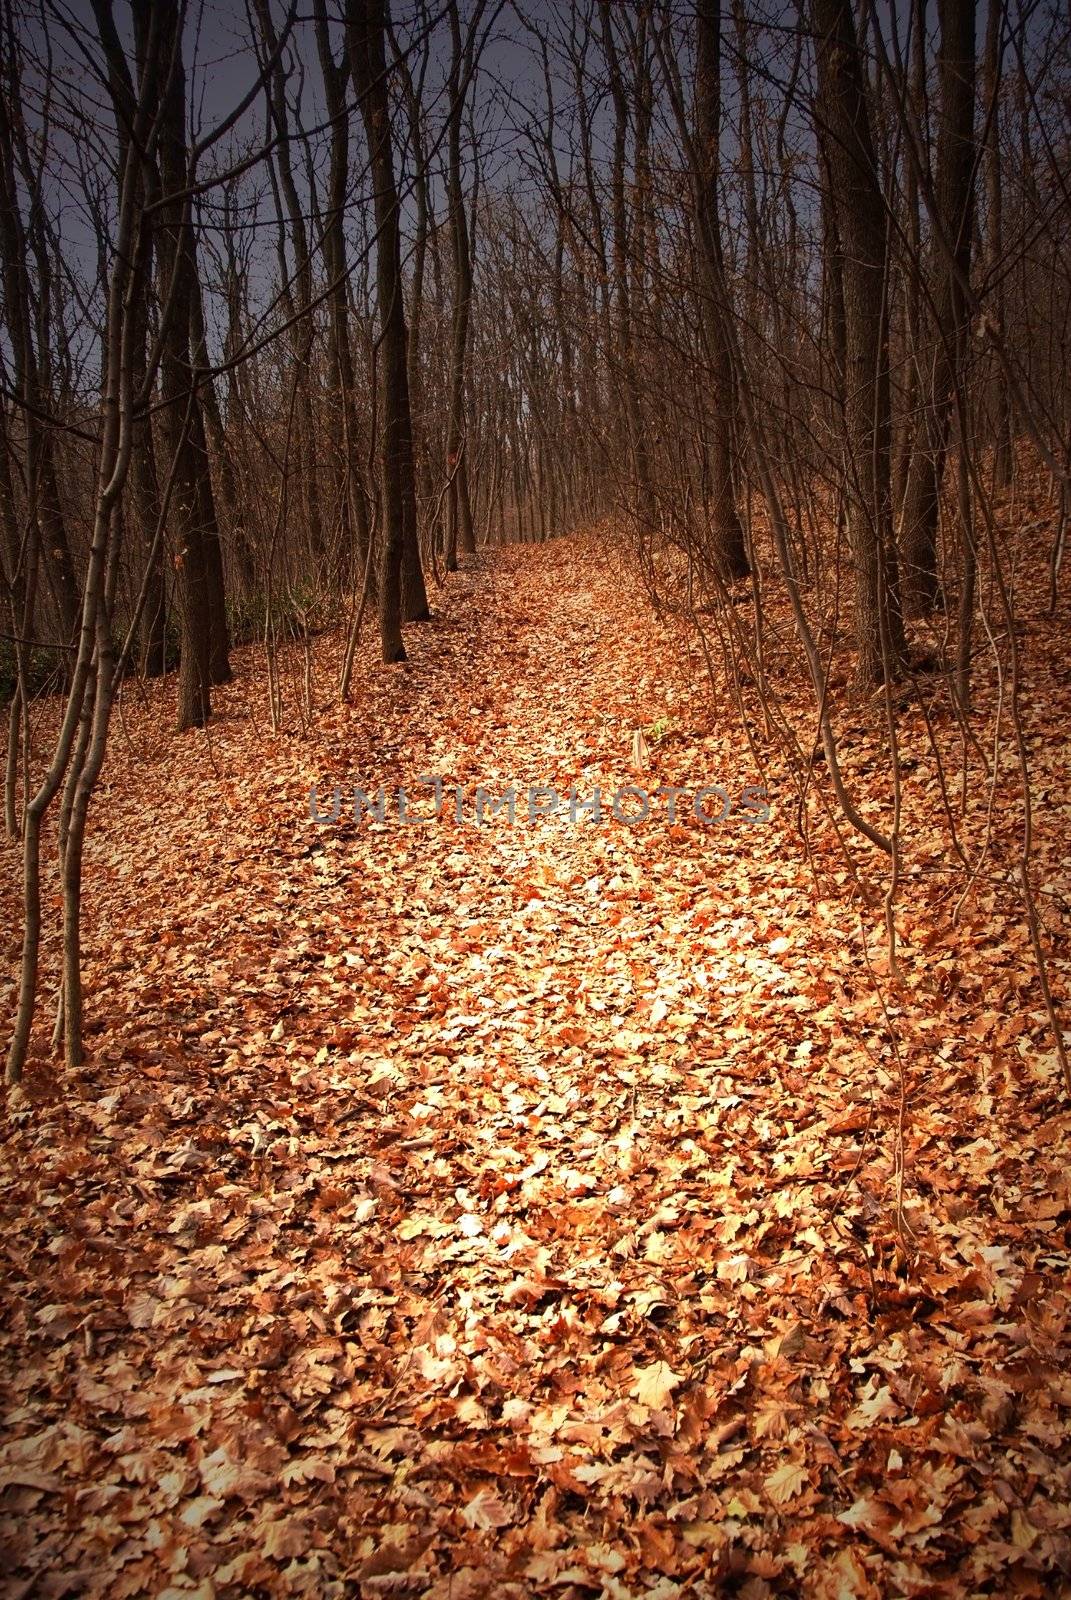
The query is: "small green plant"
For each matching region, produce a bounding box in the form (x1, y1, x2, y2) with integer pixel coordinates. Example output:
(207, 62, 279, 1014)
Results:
(646, 715, 673, 745)
(228, 585, 324, 647)
(0, 638, 69, 704)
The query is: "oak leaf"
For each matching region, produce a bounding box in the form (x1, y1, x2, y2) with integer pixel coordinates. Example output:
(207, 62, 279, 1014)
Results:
(631, 1360, 682, 1410)
(764, 1459, 808, 1505)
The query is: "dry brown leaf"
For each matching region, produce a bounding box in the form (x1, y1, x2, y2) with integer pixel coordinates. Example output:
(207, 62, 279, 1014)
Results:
(631, 1360, 683, 1410)
(460, 1486, 515, 1530)
(764, 1459, 809, 1505)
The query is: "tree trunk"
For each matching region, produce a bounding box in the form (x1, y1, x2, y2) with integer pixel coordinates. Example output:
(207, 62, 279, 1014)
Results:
(693, 0, 749, 580)
(899, 0, 976, 616)
(153, 0, 214, 729)
(446, 2, 489, 562)
(983, 0, 1012, 488)
(599, 2, 656, 538)
(0, 67, 80, 654)
(348, 0, 413, 661)
(253, 0, 325, 564)
(130, 233, 168, 677)
(314, 0, 371, 579)
(813, 0, 907, 681)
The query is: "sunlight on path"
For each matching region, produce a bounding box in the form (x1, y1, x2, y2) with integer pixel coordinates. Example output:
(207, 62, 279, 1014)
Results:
(2, 542, 1068, 1599)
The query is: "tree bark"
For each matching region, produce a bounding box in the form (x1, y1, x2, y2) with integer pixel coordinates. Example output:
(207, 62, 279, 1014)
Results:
(314, 0, 372, 578)
(899, 0, 976, 616)
(253, 0, 325, 563)
(0, 54, 80, 654)
(693, 0, 749, 579)
(152, 0, 215, 728)
(130, 234, 168, 677)
(599, 1, 656, 538)
(445, 3, 482, 567)
(348, 0, 413, 661)
(983, 0, 1012, 488)
(813, 0, 907, 682)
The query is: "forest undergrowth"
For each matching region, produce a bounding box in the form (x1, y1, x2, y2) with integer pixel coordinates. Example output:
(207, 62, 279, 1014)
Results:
(1, 524, 1069, 1599)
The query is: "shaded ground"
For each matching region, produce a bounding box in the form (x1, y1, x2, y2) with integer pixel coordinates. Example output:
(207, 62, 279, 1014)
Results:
(1, 536, 1070, 1599)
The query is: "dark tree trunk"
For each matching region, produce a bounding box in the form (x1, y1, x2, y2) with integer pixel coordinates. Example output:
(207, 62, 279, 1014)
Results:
(190, 273, 239, 542)
(899, 0, 976, 616)
(693, 0, 749, 580)
(0, 72, 80, 654)
(314, 0, 371, 578)
(446, 6, 478, 565)
(186, 274, 232, 685)
(253, 0, 325, 564)
(813, 0, 907, 681)
(392, 20, 436, 547)
(983, 0, 1012, 488)
(599, 2, 656, 538)
(348, 0, 414, 661)
(894, 0, 928, 525)
(152, 0, 214, 728)
(130, 239, 168, 677)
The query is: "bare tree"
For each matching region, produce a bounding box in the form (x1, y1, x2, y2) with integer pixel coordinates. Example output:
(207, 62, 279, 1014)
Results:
(812, 0, 907, 681)
(691, 0, 749, 579)
(348, 0, 414, 661)
(899, 0, 977, 617)
(444, 0, 492, 569)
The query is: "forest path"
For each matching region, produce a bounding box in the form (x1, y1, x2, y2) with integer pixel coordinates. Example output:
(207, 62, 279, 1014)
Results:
(83, 534, 792, 1149)
(2, 539, 1069, 1597)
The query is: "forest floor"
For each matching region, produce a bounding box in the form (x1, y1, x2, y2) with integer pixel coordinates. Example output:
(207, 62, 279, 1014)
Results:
(1, 533, 1070, 1600)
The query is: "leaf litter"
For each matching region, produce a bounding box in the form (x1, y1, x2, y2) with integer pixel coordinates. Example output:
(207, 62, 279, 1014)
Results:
(1, 536, 1070, 1598)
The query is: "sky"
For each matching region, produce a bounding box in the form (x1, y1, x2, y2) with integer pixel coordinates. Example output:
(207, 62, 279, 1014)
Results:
(4, 0, 1062, 391)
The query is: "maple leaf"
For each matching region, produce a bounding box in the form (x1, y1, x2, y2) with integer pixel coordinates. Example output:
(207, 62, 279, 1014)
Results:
(631, 1360, 682, 1410)
(765, 1459, 808, 1505)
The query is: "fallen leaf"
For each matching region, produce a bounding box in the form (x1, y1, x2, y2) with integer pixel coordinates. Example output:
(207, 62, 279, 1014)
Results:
(631, 1360, 683, 1410)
